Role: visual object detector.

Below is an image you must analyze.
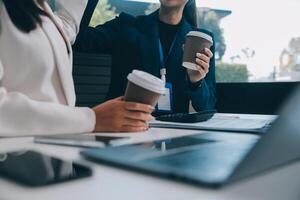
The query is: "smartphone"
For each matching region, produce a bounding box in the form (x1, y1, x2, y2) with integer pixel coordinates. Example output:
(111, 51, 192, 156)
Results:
(0, 150, 92, 187)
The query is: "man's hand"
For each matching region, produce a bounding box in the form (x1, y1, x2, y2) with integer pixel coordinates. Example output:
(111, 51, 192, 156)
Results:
(92, 97, 155, 132)
(187, 48, 213, 83)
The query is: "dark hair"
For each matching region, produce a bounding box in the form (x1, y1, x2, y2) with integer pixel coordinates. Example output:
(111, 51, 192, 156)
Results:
(3, 0, 47, 33)
(183, 0, 198, 27)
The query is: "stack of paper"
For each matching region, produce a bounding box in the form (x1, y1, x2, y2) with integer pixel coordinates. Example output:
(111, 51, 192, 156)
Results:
(150, 113, 278, 134)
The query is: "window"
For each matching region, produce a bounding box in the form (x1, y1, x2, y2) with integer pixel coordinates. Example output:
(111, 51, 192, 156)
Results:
(198, 0, 300, 82)
(89, 0, 159, 27)
(89, 0, 300, 82)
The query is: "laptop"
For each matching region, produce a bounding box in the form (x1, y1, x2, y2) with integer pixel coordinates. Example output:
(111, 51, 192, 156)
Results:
(81, 86, 300, 188)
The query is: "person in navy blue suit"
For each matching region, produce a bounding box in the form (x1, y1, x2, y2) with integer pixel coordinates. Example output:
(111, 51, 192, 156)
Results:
(74, 0, 216, 114)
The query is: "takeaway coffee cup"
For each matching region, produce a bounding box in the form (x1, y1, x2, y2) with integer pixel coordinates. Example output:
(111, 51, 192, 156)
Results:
(183, 31, 213, 70)
(124, 70, 166, 106)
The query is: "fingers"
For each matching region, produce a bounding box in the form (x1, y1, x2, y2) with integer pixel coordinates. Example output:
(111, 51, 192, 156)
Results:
(196, 53, 210, 63)
(124, 102, 154, 113)
(93, 96, 153, 133)
(120, 114, 151, 132)
(204, 48, 213, 58)
(196, 58, 209, 74)
(120, 125, 149, 132)
(123, 117, 148, 127)
(125, 110, 154, 121)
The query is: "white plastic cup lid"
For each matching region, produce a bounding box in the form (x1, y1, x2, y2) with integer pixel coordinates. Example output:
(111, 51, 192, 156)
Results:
(127, 70, 166, 94)
(187, 31, 213, 45)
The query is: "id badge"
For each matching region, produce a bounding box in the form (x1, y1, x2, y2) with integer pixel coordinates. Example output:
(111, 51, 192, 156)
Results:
(156, 83, 173, 114)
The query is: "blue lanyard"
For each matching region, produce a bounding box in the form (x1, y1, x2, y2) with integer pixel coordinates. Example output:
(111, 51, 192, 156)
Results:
(158, 35, 178, 70)
(158, 36, 178, 83)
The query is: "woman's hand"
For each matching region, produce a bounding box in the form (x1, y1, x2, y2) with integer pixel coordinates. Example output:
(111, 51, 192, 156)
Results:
(92, 97, 155, 132)
(187, 48, 214, 83)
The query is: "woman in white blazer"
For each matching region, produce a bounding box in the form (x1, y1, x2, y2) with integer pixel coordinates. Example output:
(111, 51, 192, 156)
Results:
(0, 0, 154, 137)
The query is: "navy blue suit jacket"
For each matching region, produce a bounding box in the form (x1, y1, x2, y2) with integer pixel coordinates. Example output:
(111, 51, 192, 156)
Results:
(74, 11, 216, 113)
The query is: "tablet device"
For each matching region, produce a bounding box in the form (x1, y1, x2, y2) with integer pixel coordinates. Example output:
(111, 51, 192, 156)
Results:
(34, 134, 129, 148)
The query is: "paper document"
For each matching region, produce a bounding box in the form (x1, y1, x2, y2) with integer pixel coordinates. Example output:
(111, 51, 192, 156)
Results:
(150, 113, 278, 134)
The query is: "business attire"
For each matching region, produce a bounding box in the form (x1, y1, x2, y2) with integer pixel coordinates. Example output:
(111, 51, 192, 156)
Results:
(74, 11, 216, 114)
(0, 0, 95, 137)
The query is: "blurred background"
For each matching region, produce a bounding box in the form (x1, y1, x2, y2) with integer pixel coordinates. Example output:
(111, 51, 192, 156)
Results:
(86, 0, 300, 83)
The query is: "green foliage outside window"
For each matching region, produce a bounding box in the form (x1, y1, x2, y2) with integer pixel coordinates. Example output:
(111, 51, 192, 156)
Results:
(216, 62, 249, 82)
(199, 11, 226, 61)
(145, 3, 160, 15)
(89, 0, 118, 27)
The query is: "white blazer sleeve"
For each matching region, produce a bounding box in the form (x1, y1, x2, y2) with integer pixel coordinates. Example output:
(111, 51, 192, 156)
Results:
(54, 0, 88, 44)
(0, 60, 96, 137)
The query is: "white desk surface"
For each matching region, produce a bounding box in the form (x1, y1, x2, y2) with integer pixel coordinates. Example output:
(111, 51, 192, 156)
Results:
(0, 114, 299, 200)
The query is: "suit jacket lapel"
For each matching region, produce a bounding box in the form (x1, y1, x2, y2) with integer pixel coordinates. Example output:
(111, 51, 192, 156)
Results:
(41, 3, 75, 105)
(137, 11, 161, 77)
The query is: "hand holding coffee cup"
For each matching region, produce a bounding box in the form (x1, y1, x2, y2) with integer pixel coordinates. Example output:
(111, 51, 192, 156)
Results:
(122, 70, 166, 130)
(183, 31, 214, 83)
(92, 97, 155, 133)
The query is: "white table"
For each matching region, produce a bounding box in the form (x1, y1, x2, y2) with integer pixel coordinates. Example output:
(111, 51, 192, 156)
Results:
(0, 116, 300, 200)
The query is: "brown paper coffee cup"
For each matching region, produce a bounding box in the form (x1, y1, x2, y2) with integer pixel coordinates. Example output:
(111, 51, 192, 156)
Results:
(124, 70, 166, 106)
(183, 31, 213, 70)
